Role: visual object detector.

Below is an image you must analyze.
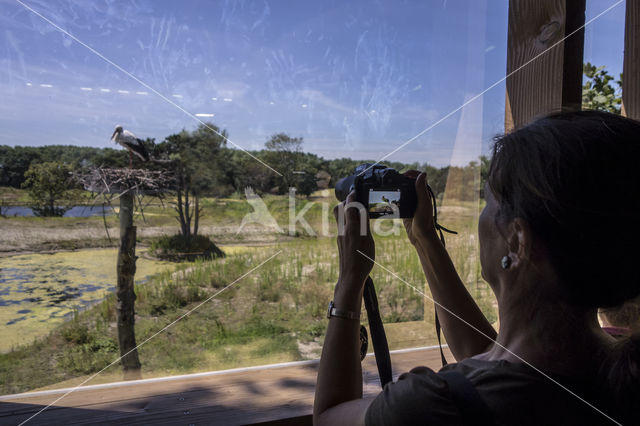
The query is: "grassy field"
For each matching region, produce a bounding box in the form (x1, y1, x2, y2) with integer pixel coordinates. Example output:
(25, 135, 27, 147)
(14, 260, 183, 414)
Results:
(0, 189, 496, 395)
(0, 188, 334, 252)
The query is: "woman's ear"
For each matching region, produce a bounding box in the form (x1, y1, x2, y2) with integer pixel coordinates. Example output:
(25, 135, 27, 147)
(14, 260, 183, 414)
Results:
(505, 218, 533, 268)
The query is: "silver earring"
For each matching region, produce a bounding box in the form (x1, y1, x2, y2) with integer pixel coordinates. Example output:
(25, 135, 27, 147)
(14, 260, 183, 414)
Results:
(501, 255, 511, 269)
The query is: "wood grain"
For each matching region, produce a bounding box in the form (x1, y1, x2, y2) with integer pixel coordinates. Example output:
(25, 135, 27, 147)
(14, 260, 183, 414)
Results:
(622, 0, 640, 119)
(0, 346, 452, 425)
(505, 0, 586, 131)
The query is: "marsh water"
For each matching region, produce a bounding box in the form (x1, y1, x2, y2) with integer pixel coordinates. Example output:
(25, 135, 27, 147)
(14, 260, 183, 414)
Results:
(0, 248, 170, 353)
(2, 205, 114, 217)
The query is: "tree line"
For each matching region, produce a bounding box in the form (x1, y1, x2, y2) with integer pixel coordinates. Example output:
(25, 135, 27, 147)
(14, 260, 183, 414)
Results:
(0, 131, 468, 200)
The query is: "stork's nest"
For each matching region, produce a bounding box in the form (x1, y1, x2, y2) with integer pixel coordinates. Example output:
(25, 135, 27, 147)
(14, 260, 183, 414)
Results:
(74, 167, 175, 195)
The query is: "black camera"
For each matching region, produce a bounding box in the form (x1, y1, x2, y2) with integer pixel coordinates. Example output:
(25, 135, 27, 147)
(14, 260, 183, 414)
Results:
(335, 163, 417, 219)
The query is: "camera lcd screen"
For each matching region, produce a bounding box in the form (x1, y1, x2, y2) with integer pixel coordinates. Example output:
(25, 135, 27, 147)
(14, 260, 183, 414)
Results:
(368, 189, 401, 218)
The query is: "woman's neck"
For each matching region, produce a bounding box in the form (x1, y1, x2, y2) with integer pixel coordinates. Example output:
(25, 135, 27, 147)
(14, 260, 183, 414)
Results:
(480, 297, 613, 376)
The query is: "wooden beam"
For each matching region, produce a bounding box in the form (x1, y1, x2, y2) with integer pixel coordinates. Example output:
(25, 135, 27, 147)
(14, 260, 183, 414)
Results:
(622, 0, 640, 120)
(505, 0, 586, 131)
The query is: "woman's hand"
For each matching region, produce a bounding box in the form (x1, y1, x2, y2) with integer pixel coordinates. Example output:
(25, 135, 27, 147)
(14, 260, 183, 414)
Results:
(334, 191, 375, 294)
(402, 171, 438, 246)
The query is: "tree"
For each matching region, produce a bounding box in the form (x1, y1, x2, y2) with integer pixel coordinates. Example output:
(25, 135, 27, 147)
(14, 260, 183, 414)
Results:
(316, 170, 331, 189)
(479, 155, 490, 199)
(0, 145, 132, 188)
(155, 122, 227, 241)
(582, 62, 622, 114)
(325, 158, 368, 188)
(22, 162, 74, 216)
(264, 133, 304, 193)
(294, 170, 319, 197)
(0, 146, 41, 187)
(224, 149, 275, 195)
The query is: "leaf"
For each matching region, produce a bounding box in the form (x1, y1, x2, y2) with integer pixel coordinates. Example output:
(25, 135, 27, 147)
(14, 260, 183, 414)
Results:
(594, 94, 608, 104)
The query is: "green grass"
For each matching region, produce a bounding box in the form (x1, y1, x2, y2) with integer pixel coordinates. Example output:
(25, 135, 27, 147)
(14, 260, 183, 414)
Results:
(0, 188, 340, 231)
(0, 190, 336, 253)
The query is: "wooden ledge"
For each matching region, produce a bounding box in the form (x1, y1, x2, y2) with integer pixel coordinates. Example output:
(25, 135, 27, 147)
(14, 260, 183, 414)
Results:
(0, 345, 451, 425)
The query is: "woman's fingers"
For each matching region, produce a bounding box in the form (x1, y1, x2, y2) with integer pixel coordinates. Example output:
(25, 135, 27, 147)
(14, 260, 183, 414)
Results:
(415, 172, 431, 205)
(344, 191, 371, 236)
(333, 192, 374, 285)
(404, 169, 420, 179)
(405, 170, 432, 209)
(344, 191, 360, 230)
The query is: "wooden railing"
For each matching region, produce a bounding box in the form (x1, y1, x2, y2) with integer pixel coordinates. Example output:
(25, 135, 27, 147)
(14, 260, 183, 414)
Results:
(0, 346, 452, 425)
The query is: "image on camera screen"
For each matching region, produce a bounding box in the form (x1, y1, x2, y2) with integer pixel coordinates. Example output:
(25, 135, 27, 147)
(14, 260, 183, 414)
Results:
(368, 189, 401, 217)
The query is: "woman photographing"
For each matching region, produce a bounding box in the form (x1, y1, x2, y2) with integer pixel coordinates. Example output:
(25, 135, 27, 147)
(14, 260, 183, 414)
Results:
(314, 111, 640, 425)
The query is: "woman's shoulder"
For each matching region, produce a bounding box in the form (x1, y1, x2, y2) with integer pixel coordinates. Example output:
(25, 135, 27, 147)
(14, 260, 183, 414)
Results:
(441, 357, 558, 387)
(365, 364, 465, 426)
(365, 360, 515, 426)
(365, 358, 624, 426)
(448, 358, 619, 424)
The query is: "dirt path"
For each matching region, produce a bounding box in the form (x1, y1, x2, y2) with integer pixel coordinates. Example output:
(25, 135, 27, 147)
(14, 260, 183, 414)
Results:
(0, 222, 284, 256)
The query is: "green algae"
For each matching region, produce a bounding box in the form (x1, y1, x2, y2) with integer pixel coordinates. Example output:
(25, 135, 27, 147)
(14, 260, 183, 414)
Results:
(0, 249, 171, 352)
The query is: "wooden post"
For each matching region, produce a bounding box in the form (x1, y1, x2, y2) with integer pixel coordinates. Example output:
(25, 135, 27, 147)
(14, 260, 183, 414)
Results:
(117, 191, 141, 379)
(505, 0, 586, 131)
(622, 0, 640, 120)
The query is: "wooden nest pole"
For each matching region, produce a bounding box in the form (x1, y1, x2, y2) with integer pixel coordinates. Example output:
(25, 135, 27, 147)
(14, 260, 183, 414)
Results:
(75, 167, 174, 380)
(117, 190, 141, 380)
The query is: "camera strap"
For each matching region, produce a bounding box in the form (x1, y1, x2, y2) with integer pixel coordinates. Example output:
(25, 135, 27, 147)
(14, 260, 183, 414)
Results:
(363, 276, 393, 387)
(361, 183, 457, 388)
(426, 183, 457, 367)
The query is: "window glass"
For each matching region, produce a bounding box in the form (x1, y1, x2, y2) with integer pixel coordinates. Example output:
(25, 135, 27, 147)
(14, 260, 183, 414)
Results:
(582, 0, 625, 114)
(0, 0, 624, 397)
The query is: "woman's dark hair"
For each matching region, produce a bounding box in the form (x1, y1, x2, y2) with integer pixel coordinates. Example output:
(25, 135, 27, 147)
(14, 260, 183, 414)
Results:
(488, 110, 640, 308)
(489, 111, 640, 419)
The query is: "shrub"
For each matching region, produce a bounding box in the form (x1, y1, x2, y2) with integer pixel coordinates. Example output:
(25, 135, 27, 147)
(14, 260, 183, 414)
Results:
(150, 234, 225, 262)
(21, 162, 75, 217)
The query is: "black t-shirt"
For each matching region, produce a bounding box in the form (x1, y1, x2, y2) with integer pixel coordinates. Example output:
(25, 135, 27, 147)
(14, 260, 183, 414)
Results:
(365, 358, 627, 425)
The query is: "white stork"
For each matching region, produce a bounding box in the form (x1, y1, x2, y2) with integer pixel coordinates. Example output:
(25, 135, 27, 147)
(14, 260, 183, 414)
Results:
(110, 125, 150, 167)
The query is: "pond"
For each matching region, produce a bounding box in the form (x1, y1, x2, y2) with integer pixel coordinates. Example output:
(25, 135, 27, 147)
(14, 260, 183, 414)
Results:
(1, 205, 115, 217)
(0, 248, 171, 353)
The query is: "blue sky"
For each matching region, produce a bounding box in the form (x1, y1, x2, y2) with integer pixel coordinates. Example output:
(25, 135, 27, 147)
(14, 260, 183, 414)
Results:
(0, 0, 626, 167)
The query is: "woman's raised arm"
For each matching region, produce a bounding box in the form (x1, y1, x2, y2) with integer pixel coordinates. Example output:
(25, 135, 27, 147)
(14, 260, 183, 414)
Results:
(313, 193, 375, 425)
(404, 172, 496, 360)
